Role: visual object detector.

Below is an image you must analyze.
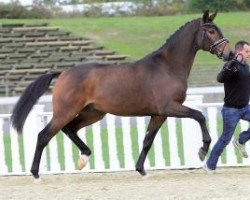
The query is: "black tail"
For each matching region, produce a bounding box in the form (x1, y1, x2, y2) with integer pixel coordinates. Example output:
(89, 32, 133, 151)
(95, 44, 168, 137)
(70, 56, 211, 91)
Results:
(11, 72, 61, 133)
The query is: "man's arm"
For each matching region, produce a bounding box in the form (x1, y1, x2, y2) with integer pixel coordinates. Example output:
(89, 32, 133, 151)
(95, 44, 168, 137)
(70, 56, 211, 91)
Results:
(217, 59, 239, 83)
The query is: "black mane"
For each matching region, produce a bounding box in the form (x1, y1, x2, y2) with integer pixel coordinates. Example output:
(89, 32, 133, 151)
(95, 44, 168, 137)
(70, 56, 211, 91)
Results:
(144, 18, 200, 60)
(165, 18, 200, 48)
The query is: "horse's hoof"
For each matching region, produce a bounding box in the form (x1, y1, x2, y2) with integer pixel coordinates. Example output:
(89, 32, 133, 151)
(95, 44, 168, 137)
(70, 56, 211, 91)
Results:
(198, 147, 207, 161)
(34, 177, 42, 184)
(31, 169, 39, 179)
(77, 154, 89, 170)
(136, 168, 147, 176)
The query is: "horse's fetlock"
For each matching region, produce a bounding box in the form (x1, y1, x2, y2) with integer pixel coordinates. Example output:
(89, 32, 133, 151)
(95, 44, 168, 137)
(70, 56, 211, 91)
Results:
(84, 149, 91, 156)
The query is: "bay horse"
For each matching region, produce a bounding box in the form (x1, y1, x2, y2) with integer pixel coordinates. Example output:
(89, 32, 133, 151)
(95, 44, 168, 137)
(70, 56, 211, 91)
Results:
(11, 10, 234, 180)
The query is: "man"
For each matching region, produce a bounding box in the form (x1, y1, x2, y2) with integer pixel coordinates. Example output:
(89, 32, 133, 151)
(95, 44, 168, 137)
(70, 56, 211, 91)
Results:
(204, 40, 250, 172)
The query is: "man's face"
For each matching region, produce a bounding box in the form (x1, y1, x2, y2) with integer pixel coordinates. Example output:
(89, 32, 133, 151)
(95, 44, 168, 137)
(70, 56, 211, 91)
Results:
(237, 44, 250, 62)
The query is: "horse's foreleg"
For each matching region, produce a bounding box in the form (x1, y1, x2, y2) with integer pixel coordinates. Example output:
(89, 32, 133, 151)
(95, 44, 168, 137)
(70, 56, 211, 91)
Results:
(166, 103, 211, 161)
(136, 116, 166, 176)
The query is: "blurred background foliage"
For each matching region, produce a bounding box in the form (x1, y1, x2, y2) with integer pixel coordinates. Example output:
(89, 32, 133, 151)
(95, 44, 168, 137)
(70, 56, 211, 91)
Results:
(0, 0, 249, 18)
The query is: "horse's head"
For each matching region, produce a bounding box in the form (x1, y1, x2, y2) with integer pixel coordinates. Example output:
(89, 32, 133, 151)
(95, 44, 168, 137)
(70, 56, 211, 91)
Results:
(198, 10, 234, 61)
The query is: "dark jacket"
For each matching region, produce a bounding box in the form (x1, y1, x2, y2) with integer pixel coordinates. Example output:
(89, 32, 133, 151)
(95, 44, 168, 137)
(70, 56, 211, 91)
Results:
(217, 59, 250, 109)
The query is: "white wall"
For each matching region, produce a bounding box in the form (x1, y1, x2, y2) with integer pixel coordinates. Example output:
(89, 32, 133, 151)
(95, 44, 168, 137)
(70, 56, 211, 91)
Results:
(0, 0, 33, 6)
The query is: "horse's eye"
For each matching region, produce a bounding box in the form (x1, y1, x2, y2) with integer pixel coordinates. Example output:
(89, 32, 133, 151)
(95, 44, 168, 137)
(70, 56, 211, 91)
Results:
(208, 30, 215, 34)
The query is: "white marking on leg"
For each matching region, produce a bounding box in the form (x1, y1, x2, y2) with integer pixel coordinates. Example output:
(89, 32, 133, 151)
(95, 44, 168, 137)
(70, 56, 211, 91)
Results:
(77, 154, 90, 170)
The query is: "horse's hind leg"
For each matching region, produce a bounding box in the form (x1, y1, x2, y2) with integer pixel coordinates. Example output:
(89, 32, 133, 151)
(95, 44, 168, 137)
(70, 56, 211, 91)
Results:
(62, 109, 105, 168)
(136, 116, 166, 176)
(31, 119, 62, 179)
(63, 131, 91, 169)
(63, 127, 91, 156)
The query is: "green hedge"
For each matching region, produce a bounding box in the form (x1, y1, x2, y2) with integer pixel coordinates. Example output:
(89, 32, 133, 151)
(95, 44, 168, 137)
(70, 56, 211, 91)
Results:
(1, 1, 250, 19)
(188, 0, 250, 12)
(0, 2, 52, 19)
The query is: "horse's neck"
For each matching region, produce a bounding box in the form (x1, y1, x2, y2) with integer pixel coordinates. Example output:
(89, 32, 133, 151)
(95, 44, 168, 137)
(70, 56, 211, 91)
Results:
(161, 21, 200, 79)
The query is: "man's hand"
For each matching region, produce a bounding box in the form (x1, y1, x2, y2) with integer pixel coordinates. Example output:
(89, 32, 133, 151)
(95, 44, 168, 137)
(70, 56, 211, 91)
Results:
(225, 59, 239, 72)
(236, 53, 243, 62)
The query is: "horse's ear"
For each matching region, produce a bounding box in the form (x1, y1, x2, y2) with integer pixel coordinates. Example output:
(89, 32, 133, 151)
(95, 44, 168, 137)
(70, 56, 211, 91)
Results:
(202, 10, 210, 23)
(209, 10, 218, 22)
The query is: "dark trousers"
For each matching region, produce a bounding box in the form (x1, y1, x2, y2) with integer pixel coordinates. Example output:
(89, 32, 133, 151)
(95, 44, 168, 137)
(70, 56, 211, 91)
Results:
(207, 105, 250, 170)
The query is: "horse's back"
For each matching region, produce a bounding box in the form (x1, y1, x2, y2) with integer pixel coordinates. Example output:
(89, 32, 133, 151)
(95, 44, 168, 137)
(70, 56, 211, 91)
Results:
(53, 61, 187, 116)
(53, 62, 157, 115)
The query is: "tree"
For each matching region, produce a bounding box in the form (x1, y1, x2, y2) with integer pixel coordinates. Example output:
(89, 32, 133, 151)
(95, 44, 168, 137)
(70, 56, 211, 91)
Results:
(33, 0, 60, 5)
(188, 0, 236, 12)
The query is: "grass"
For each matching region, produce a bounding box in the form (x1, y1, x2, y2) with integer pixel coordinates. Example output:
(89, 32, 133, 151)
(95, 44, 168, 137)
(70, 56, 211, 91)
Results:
(0, 12, 250, 71)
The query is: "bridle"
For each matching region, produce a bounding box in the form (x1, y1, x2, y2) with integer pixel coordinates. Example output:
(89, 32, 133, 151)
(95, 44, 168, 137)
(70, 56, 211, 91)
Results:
(201, 22, 229, 58)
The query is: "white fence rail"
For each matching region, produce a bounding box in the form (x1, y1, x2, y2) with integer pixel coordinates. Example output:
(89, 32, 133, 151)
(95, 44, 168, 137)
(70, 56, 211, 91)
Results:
(0, 95, 250, 176)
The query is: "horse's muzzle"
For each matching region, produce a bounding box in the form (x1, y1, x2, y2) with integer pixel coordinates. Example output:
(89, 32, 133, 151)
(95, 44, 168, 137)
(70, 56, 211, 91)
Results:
(223, 51, 235, 61)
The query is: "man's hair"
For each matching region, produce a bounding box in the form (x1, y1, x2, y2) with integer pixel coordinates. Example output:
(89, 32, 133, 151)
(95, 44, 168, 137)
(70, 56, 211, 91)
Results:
(235, 40, 249, 51)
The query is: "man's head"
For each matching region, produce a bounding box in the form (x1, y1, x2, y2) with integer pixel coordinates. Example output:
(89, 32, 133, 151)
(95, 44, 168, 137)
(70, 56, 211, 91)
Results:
(235, 41, 250, 63)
